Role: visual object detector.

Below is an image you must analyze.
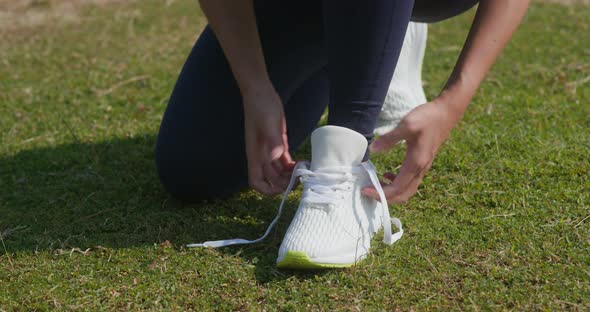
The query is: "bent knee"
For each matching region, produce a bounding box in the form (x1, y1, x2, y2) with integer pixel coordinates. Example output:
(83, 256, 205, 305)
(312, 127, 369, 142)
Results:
(155, 141, 248, 202)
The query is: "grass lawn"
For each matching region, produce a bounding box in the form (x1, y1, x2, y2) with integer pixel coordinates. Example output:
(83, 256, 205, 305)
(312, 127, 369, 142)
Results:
(1, 1, 589, 310)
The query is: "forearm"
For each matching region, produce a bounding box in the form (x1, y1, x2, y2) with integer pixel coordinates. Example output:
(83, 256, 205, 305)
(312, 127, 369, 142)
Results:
(440, 0, 530, 117)
(198, 0, 271, 95)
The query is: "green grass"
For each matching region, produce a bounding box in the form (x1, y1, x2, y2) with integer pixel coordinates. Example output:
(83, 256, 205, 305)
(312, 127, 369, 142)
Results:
(1, 1, 589, 310)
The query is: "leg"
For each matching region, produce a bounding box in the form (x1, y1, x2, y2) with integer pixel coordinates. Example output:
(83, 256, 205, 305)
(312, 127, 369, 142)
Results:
(156, 1, 328, 202)
(283, 70, 329, 151)
(322, 0, 416, 144)
(156, 27, 249, 201)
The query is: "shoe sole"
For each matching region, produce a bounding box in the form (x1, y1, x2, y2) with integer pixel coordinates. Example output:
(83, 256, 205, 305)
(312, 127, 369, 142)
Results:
(276, 251, 358, 269)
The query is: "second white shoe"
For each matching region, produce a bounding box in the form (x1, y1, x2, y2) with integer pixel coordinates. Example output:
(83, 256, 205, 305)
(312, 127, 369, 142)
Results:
(375, 22, 428, 136)
(276, 126, 403, 269)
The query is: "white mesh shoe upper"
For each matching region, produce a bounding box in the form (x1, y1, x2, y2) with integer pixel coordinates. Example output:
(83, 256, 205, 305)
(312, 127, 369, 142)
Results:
(186, 161, 403, 257)
(376, 22, 428, 136)
(277, 162, 386, 263)
(186, 126, 403, 264)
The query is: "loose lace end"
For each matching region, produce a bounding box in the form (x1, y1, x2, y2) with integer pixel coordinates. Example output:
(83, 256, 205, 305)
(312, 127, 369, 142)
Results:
(361, 161, 404, 246)
(185, 162, 307, 249)
(186, 238, 259, 248)
(383, 217, 404, 245)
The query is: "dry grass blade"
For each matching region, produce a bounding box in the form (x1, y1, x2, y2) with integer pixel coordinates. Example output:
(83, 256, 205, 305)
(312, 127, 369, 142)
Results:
(94, 75, 151, 97)
(565, 75, 590, 94)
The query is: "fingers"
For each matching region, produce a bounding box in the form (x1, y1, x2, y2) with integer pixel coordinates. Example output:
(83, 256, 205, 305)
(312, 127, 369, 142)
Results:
(271, 159, 291, 182)
(248, 162, 274, 196)
(250, 142, 295, 196)
(381, 167, 419, 204)
(280, 151, 296, 170)
(264, 145, 290, 194)
(279, 131, 296, 175)
(383, 172, 397, 183)
(362, 168, 416, 204)
(363, 103, 446, 204)
(264, 162, 288, 193)
(362, 153, 431, 204)
(271, 142, 295, 187)
(250, 162, 288, 196)
(370, 123, 408, 153)
(361, 171, 396, 198)
(384, 148, 432, 203)
(247, 116, 297, 196)
(247, 144, 282, 196)
(385, 140, 432, 202)
(244, 103, 295, 196)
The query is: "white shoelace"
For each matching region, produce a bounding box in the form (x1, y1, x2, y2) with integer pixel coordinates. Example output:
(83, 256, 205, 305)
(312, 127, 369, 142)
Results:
(186, 161, 403, 248)
(298, 167, 356, 205)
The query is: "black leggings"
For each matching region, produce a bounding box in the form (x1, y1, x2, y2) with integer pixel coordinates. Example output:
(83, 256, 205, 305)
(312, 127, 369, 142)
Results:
(156, 0, 478, 201)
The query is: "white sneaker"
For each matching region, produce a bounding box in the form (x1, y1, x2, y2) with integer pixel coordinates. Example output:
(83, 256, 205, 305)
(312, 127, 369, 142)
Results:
(375, 22, 428, 136)
(186, 126, 403, 270)
(276, 126, 403, 269)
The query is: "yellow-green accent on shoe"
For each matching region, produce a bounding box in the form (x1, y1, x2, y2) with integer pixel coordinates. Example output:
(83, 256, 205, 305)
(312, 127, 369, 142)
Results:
(276, 251, 356, 269)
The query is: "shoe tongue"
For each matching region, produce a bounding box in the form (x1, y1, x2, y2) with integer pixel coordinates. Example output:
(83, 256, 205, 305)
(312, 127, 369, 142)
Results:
(310, 126, 368, 171)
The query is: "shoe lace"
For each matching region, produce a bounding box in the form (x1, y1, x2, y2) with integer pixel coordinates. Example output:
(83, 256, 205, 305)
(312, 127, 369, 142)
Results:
(298, 167, 356, 205)
(186, 161, 403, 248)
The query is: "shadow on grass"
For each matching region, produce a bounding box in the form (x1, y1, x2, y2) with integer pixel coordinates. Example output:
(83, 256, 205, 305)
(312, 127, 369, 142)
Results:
(0, 134, 322, 282)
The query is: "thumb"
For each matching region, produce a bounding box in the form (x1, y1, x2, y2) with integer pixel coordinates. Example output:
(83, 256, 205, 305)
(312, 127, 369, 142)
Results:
(370, 123, 408, 153)
(280, 152, 296, 173)
(269, 142, 285, 161)
(280, 132, 295, 169)
(361, 186, 379, 199)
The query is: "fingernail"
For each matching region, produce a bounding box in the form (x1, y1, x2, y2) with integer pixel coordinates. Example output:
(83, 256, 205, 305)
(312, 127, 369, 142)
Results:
(362, 191, 377, 200)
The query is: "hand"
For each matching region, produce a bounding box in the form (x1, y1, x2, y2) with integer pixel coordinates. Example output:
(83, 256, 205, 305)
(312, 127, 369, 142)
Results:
(362, 97, 463, 204)
(243, 86, 296, 196)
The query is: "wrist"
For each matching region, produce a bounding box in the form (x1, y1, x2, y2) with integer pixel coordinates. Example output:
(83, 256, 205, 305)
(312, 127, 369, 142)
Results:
(239, 77, 274, 99)
(437, 71, 477, 119)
